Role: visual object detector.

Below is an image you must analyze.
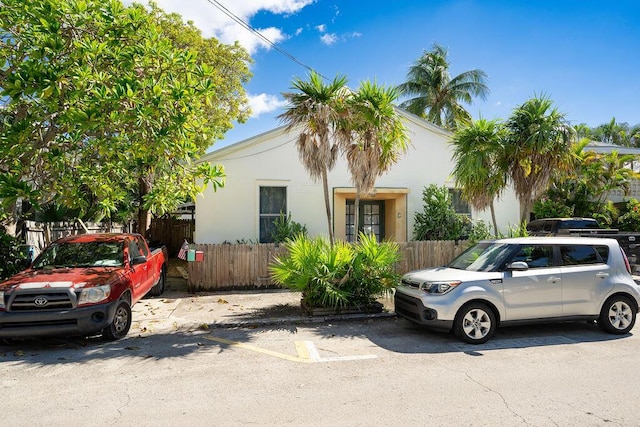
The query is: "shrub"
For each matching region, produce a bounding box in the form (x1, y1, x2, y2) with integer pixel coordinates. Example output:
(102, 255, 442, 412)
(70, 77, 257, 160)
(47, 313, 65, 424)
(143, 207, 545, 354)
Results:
(414, 185, 466, 241)
(0, 228, 27, 281)
(271, 212, 308, 244)
(616, 198, 640, 231)
(270, 233, 400, 310)
(467, 220, 493, 242)
(532, 196, 574, 219)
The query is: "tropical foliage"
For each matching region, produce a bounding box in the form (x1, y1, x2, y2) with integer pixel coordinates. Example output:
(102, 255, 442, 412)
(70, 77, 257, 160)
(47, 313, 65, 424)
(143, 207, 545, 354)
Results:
(337, 81, 409, 240)
(0, 0, 251, 234)
(270, 233, 400, 310)
(535, 138, 640, 222)
(398, 43, 489, 130)
(278, 71, 348, 246)
(413, 185, 468, 241)
(503, 96, 576, 222)
(450, 118, 506, 235)
(0, 228, 27, 280)
(271, 212, 308, 244)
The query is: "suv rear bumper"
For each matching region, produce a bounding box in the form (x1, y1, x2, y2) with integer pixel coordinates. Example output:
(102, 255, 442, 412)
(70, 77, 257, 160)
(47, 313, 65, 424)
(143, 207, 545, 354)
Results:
(394, 291, 453, 331)
(0, 300, 118, 338)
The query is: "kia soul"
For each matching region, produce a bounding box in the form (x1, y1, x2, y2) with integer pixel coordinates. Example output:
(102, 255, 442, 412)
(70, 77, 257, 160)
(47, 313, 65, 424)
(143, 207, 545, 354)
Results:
(394, 237, 640, 344)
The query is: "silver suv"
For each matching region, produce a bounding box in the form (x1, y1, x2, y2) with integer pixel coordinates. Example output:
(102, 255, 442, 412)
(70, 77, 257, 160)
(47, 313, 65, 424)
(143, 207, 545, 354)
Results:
(394, 237, 640, 344)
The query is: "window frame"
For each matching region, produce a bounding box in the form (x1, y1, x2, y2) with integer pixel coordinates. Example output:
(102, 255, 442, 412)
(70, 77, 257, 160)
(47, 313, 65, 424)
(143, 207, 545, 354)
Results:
(258, 184, 288, 243)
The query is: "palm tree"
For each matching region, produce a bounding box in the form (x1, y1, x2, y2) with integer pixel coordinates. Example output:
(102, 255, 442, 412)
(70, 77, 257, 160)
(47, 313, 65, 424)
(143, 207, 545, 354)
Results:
(278, 71, 348, 246)
(397, 43, 489, 130)
(337, 81, 409, 241)
(504, 96, 576, 222)
(450, 119, 507, 236)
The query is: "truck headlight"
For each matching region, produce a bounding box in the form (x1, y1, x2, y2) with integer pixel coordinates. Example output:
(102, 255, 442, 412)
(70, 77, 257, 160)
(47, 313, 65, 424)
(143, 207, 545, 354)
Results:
(78, 285, 111, 305)
(421, 281, 461, 294)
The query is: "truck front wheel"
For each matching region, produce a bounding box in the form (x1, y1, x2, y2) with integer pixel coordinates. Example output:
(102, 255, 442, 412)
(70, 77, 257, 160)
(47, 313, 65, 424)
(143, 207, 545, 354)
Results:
(102, 300, 132, 341)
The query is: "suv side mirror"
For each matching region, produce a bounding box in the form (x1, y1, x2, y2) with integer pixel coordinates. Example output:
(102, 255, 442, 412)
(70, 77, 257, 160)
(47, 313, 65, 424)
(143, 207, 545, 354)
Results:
(507, 261, 529, 271)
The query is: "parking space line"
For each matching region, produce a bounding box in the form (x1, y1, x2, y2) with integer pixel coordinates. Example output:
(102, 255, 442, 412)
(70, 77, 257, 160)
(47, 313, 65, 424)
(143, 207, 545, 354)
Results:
(204, 336, 377, 363)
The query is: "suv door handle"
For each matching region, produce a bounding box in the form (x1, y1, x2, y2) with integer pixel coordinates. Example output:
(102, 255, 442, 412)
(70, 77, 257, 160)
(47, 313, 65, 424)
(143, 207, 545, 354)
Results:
(596, 272, 609, 279)
(546, 276, 561, 283)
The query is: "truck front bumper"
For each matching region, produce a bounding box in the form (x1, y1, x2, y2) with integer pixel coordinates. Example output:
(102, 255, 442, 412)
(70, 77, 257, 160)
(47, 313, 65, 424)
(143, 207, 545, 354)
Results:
(0, 300, 119, 338)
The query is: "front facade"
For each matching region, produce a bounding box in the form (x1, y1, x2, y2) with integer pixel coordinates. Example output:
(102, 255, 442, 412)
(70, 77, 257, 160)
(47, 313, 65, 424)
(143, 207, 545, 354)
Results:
(195, 110, 520, 244)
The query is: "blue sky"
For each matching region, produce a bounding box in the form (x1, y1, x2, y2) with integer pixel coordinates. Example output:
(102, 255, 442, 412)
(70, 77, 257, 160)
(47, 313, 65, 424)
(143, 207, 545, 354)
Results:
(135, 0, 640, 150)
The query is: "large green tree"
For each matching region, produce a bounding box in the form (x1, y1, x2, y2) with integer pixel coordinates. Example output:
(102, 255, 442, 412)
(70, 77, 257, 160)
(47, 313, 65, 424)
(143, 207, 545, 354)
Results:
(278, 71, 349, 246)
(450, 119, 507, 236)
(0, 0, 251, 235)
(504, 96, 576, 222)
(398, 43, 489, 130)
(337, 81, 408, 241)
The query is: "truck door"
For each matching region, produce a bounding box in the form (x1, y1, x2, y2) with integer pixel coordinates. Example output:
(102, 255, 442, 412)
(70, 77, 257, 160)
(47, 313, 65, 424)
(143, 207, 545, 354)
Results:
(501, 244, 563, 320)
(127, 238, 150, 301)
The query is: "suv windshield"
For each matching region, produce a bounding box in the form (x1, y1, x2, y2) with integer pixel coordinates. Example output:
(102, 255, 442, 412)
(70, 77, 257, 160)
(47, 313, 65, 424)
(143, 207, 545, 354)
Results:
(448, 242, 514, 272)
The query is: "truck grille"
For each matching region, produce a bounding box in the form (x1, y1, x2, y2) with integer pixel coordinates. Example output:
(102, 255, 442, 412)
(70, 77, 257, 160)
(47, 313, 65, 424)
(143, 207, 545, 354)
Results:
(7, 291, 76, 311)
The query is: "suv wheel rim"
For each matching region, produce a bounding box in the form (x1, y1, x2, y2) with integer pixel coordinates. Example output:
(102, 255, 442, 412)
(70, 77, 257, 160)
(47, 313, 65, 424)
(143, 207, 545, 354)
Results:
(608, 301, 632, 330)
(462, 308, 491, 339)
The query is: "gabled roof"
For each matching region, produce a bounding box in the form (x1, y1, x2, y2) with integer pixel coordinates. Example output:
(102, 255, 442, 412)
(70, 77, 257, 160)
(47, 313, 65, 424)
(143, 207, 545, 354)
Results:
(200, 107, 452, 163)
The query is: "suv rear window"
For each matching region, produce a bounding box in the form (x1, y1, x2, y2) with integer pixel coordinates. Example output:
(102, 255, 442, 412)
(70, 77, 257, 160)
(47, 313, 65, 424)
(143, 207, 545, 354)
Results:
(560, 245, 607, 265)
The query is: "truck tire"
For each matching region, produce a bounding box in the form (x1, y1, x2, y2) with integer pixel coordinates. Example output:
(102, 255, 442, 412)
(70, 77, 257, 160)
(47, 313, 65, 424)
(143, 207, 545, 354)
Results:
(102, 300, 132, 341)
(148, 266, 166, 297)
(598, 295, 636, 334)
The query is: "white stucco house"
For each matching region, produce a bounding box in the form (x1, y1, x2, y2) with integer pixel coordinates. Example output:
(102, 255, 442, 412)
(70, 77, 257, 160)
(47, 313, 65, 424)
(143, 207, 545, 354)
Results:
(194, 109, 520, 244)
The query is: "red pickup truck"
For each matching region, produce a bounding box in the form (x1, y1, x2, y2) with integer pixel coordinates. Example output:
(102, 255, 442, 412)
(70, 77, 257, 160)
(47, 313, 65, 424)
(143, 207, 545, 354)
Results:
(0, 233, 167, 340)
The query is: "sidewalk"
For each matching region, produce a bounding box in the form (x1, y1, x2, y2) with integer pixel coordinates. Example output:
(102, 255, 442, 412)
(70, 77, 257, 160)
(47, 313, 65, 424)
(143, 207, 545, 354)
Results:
(131, 275, 397, 335)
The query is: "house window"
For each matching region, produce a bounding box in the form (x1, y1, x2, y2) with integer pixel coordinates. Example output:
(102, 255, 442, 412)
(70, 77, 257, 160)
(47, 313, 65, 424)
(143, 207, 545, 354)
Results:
(449, 189, 471, 216)
(259, 186, 286, 243)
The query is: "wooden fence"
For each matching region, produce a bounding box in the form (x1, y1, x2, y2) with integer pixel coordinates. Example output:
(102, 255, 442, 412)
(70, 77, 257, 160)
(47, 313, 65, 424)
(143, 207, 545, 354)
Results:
(186, 240, 469, 291)
(148, 218, 195, 257)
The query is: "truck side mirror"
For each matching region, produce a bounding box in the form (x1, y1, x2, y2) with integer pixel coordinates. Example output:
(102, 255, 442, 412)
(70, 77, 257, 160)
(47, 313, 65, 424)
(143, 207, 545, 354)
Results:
(131, 255, 147, 266)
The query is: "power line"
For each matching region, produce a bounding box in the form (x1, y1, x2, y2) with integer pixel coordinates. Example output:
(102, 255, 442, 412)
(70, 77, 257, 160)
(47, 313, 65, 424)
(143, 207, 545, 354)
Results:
(205, 0, 328, 80)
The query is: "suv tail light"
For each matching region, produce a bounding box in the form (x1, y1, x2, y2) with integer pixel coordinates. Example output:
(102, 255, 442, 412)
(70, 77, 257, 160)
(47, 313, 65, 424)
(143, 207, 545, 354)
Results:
(621, 248, 632, 275)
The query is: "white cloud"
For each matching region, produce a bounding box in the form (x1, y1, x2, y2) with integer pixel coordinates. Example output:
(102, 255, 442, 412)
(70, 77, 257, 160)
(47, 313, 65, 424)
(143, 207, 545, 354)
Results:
(248, 93, 288, 117)
(320, 33, 338, 45)
(121, 0, 314, 54)
(316, 24, 326, 33)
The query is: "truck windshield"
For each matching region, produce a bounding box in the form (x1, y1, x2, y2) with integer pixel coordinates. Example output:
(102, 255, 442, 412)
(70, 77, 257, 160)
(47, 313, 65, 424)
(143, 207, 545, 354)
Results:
(448, 242, 514, 272)
(32, 241, 124, 269)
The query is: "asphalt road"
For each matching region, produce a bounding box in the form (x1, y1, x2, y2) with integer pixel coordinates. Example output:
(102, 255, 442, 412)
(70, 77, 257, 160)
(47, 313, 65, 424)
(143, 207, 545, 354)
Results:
(1, 317, 639, 426)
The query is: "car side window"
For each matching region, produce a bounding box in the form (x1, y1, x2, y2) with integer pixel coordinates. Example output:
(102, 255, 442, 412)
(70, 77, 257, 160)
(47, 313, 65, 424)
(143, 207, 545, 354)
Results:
(129, 240, 142, 262)
(135, 236, 149, 257)
(560, 245, 602, 266)
(510, 245, 553, 268)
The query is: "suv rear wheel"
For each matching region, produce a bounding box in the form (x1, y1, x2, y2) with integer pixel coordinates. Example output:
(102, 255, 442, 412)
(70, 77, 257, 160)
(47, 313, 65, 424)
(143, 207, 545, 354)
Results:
(453, 302, 496, 344)
(598, 295, 636, 334)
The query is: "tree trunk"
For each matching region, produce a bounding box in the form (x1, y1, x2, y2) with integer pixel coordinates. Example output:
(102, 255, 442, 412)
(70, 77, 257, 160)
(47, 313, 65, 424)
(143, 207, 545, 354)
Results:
(321, 169, 334, 246)
(353, 191, 361, 242)
(490, 202, 498, 237)
(137, 176, 151, 238)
